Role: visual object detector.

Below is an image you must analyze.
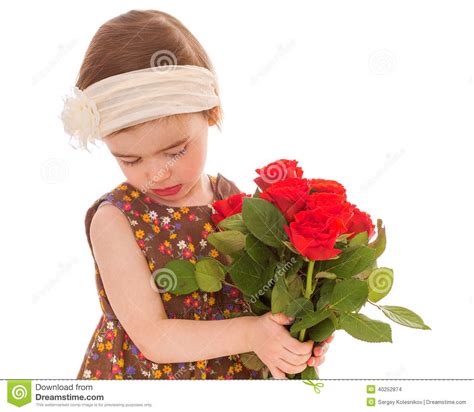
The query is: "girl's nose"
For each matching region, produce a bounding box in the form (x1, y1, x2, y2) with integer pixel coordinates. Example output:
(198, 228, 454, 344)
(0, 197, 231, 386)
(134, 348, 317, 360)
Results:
(147, 162, 171, 185)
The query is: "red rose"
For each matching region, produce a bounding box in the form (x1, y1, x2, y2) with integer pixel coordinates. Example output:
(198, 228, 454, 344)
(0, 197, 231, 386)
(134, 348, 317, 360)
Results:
(254, 159, 304, 191)
(211, 192, 251, 225)
(309, 178, 347, 198)
(260, 177, 310, 222)
(306, 192, 354, 231)
(284, 208, 346, 261)
(345, 206, 375, 240)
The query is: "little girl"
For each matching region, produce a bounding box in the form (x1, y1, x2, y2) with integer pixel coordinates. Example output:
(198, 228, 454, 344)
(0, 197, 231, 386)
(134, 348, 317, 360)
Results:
(62, 9, 332, 380)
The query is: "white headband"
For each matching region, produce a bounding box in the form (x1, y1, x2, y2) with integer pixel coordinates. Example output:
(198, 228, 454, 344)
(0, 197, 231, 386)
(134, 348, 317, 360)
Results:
(60, 64, 220, 150)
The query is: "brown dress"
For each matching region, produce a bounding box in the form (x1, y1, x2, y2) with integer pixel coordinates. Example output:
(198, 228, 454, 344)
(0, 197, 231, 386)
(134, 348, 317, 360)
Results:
(77, 173, 264, 380)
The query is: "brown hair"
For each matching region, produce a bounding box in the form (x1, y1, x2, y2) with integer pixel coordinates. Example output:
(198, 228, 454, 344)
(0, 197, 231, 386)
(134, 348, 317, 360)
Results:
(75, 9, 222, 133)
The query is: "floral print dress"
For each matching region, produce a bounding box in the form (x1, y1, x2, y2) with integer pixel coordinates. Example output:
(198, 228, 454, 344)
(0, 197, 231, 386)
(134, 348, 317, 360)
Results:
(77, 173, 264, 380)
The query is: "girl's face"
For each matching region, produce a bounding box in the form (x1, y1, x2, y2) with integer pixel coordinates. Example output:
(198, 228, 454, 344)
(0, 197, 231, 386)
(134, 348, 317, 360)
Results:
(103, 112, 212, 207)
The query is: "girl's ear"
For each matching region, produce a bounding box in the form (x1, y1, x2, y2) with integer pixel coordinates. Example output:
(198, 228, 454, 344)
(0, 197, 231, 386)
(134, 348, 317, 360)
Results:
(207, 106, 220, 126)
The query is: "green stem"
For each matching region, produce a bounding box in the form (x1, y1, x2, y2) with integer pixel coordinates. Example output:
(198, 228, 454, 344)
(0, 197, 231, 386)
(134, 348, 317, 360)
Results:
(298, 260, 316, 341)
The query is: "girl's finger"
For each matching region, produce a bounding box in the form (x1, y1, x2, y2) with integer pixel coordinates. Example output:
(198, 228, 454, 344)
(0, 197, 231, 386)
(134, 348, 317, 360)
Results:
(324, 334, 335, 344)
(313, 342, 328, 357)
(269, 366, 287, 379)
(308, 354, 326, 367)
(280, 345, 312, 366)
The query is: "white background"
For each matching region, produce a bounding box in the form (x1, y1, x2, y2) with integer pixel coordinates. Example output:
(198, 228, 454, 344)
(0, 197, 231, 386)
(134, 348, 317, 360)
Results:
(1, 0, 473, 380)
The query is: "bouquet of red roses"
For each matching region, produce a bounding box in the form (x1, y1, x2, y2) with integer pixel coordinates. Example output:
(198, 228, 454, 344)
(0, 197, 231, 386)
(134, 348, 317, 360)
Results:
(158, 159, 430, 379)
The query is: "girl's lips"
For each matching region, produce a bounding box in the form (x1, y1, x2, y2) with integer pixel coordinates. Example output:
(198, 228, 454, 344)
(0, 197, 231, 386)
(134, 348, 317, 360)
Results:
(151, 184, 182, 196)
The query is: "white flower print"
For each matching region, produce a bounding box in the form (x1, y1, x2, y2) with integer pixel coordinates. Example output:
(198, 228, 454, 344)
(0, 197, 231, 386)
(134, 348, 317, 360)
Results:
(161, 216, 171, 224)
(130, 220, 138, 227)
(107, 321, 114, 330)
(199, 239, 207, 248)
(97, 336, 103, 343)
(177, 240, 187, 250)
(112, 355, 117, 363)
(83, 369, 92, 379)
(148, 211, 158, 220)
(151, 363, 159, 370)
(166, 208, 174, 214)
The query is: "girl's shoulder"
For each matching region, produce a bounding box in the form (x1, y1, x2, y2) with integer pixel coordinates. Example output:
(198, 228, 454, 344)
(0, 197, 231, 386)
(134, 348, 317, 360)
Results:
(212, 172, 242, 199)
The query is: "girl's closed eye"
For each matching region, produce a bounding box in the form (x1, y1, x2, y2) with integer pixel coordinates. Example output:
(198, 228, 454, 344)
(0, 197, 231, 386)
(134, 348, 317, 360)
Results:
(166, 145, 187, 158)
(120, 146, 188, 167)
(120, 158, 142, 167)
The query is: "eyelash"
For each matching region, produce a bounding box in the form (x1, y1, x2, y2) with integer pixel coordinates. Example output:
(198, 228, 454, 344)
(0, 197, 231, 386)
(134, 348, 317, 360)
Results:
(120, 146, 188, 167)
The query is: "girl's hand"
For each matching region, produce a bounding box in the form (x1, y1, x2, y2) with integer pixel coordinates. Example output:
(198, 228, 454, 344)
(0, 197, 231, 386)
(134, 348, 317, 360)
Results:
(306, 334, 334, 375)
(247, 312, 314, 379)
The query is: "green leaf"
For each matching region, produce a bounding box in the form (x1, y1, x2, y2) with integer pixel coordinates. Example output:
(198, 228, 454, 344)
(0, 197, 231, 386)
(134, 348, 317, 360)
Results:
(246, 296, 270, 315)
(339, 313, 392, 342)
(262, 259, 278, 285)
(328, 279, 369, 312)
(319, 246, 376, 278)
(282, 240, 300, 255)
(286, 255, 304, 277)
(217, 213, 249, 233)
(380, 305, 431, 330)
(314, 271, 337, 280)
(348, 231, 369, 248)
(284, 297, 313, 318)
(308, 318, 336, 342)
(228, 251, 265, 295)
(240, 352, 265, 371)
(301, 366, 319, 380)
(207, 230, 246, 255)
(242, 197, 288, 248)
(290, 309, 331, 334)
(368, 219, 386, 259)
(328, 312, 339, 329)
(271, 273, 292, 314)
(286, 272, 304, 299)
(161, 259, 198, 295)
(194, 258, 226, 292)
(336, 233, 352, 243)
(316, 280, 336, 311)
(245, 233, 273, 265)
(367, 267, 394, 302)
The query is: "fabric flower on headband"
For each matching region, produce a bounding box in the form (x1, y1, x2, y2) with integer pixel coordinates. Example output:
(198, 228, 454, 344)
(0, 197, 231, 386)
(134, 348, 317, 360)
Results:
(60, 87, 101, 150)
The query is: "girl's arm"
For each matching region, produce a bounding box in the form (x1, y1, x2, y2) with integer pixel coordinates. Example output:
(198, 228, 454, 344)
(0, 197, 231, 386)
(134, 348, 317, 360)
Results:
(89, 204, 256, 364)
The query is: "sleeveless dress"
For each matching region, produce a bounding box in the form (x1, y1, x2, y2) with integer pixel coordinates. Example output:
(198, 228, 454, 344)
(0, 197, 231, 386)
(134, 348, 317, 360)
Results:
(77, 173, 264, 380)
